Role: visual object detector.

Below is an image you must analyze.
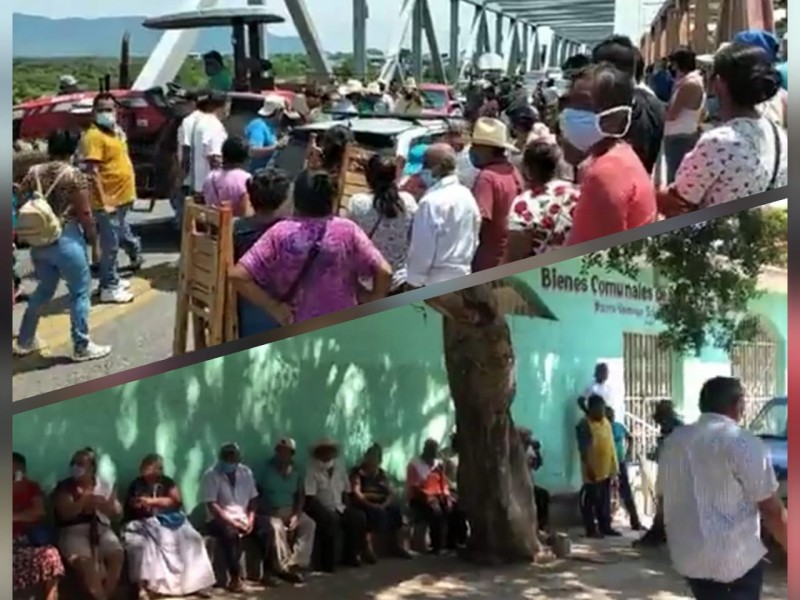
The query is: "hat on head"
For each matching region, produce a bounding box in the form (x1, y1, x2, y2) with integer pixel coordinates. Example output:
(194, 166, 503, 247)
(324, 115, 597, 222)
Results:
(275, 437, 297, 452)
(733, 29, 780, 62)
(258, 93, 288, 117)
(404, 77, 418, 90)
(470, 117, 516, 151)
(404, 143, 429, 176)
(339, 79, 364, 97)
(311, 438, 340, 453)
(366, 81, 382, 96)
(59, 74, 78, 87)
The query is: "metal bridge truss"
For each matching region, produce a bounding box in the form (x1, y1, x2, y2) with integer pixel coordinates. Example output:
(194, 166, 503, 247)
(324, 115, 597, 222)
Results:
(278, 0, 598, 84)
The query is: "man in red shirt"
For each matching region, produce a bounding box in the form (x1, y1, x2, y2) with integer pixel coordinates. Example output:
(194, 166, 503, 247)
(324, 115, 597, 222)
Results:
(561, 64, 657, 245)
(469, 117, 524, 272)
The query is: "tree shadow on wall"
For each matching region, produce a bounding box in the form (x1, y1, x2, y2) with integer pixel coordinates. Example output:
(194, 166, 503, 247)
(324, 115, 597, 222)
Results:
(14, 307, 453, 506)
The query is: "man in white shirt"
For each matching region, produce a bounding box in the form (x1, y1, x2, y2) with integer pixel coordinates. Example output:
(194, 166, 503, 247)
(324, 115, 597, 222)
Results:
(201, 443, 276, 592)
(444, 121, 478, 189)
(577, 363, 612, 414)
(658, 377, 787, 599)
(173, 91, 201, 228)
(303, 439, 366, 571)
(189, 91, 229, 199)
(406, 144, 481, 287)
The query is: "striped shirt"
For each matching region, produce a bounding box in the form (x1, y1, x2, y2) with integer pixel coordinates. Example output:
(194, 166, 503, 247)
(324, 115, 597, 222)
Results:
(656, 413, 777, 583)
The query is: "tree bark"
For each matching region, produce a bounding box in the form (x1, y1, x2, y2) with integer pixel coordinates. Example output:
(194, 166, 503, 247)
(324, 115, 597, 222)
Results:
(427, 285, 541, 564)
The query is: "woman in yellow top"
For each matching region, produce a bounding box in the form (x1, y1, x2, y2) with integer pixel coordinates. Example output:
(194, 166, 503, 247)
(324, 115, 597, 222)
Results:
(575, 394, 620, 538)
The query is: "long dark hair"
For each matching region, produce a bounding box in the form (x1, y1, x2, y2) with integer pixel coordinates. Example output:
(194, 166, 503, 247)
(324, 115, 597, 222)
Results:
(365, 155, 404, 218)
(320, 125, 353, 172)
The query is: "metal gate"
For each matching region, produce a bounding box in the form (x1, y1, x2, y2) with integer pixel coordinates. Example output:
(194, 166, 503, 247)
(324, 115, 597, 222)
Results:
(623, 332, 674, 465)
(731, 323, 779, 425)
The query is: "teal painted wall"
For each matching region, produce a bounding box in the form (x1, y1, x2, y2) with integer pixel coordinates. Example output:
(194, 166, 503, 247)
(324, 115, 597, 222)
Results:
(13, 259, 787, 510)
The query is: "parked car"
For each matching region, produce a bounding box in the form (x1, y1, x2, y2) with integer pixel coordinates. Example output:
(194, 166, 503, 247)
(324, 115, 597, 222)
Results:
(271, 115, 454, 181)
(419, 83, 462, 117)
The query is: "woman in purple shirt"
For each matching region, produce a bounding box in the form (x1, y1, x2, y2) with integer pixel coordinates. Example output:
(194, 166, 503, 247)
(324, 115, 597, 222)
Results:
(202, 137, 253, 217)
(229, 170, 393, 325)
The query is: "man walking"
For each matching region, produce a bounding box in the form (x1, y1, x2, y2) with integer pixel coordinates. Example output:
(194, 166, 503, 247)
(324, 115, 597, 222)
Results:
(658, 377, 787, 599)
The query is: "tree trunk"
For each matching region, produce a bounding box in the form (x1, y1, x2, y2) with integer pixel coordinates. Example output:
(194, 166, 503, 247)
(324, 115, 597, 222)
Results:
(430, 285, 541, 564)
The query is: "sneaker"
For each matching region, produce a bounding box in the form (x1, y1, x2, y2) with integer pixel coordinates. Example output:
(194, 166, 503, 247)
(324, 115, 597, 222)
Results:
(72, 342, 112, 362)
(100, 286, 134, 304)
(14, 338, 43, 356)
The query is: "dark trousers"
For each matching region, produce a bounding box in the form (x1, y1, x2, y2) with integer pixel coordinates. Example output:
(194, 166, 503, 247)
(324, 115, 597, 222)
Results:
(356, 502, 404, 533)
(305, 499, 366, 572)
(580, 478, 612, 535)
(617, 463, 642, 529)
(687, 561, 764, 600)
(533, 486, 550, 530)
(207, 515, 275, 582)
(410, 496, 468, 552)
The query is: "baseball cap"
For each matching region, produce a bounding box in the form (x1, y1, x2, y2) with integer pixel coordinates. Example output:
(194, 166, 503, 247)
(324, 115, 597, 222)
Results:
(404, 144, 429, 176)
(275, 437, 297, 452)
(733, 29, 780, 62)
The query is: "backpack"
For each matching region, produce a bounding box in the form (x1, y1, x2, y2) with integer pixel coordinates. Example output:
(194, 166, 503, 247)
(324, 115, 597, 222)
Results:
(16, 165, 69, 247)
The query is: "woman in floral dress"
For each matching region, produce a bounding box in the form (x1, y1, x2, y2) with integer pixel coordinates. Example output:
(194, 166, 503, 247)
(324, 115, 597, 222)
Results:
(507, 139, 579, 262)
(13, 452, 65, 600)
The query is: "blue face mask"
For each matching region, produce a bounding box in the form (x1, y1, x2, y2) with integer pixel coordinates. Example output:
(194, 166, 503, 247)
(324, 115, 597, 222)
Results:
(218, 461, 237, 474)
(419, 168, 438, 189)
(559, 106, 632, 153)
(706, 96, 720, 120)
(95, 112, 116, 129)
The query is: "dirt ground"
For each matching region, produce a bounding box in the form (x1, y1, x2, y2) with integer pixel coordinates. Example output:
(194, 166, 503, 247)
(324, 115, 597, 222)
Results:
(200, 532, 787, 600)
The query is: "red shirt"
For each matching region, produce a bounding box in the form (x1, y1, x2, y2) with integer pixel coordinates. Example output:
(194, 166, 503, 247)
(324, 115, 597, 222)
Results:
(568, 143, 656, 245)
(13, 478, 43, 537)
(471, 162, 524, 272)
(400, 174, 427, 202)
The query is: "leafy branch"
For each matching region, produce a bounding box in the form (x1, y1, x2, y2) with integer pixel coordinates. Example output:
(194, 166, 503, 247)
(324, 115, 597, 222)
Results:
(582, 209, 786, 355)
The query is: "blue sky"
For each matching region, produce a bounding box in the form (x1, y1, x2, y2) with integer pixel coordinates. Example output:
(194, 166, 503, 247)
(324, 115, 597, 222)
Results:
(12, 0, 472, 52)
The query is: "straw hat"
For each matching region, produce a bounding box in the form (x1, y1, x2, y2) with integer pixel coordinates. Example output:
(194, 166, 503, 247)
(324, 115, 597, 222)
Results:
(404, 77, 418, 90)
(339, 79, 364, 97)
(310, 437, 340, 452)
(365, 81, 382, 96)
(471, 117, 516, 151)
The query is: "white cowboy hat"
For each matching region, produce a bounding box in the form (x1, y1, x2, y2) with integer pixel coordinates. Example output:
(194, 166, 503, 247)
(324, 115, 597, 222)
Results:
(258, 94, 287, 117)
(697, 41, 731, 67)
(365, 81, 382, 96)
(404, 77, 418, 90)
(471, 117, 516, 151)
(339, 79, 364, 97)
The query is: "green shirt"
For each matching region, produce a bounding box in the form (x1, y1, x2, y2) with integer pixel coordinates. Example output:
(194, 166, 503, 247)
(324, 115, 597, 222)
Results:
(260, 460, 300, 512)
(208, 69, 233, 92)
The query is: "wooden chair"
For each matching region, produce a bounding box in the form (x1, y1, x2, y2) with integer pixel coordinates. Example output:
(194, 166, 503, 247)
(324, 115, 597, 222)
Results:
(335, 143, 376, 213)
(172, 200, 239, 354)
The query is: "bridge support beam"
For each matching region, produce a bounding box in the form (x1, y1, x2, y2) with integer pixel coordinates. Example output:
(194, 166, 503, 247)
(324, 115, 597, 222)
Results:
(283, 0, 332, 80)
(449, 0, 461, 83)
(353, 0, 368, 80)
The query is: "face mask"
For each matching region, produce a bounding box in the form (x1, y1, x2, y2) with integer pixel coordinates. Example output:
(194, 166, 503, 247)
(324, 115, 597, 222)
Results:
(218, 461, 237, 474)
(70, 465, 86, 479)
(420, 168, 438, 189)
(559, 106, 632, 153)
(14, 470, 23, 483)
(95, 112, 116, 129)
(706, 96, 720, 119)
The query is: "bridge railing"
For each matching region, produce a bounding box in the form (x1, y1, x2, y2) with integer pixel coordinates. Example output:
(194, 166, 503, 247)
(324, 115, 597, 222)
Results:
(640, 0, 776, 63)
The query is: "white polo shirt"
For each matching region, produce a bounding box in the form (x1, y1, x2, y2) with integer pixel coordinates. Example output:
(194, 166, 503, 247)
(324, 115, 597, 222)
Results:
(304, 459, 350, 514)
(201, 463, 258, 525)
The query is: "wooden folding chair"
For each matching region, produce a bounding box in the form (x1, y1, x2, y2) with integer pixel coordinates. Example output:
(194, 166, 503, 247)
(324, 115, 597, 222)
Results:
(172, 200, 238, 354)
(335, 143, 375, 213)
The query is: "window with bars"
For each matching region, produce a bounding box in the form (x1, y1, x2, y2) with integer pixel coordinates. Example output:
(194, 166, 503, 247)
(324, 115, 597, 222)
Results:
(622, 332, 674, 465)
(731, 322, 779, 425)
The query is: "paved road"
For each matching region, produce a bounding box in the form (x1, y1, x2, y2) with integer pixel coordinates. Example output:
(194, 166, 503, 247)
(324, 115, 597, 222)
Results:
(12, 202, 186, 402)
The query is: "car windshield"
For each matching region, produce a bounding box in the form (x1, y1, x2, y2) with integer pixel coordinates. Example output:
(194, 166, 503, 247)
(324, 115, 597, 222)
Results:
(421, 89, 447, 109)
(749, 400, 787, 439)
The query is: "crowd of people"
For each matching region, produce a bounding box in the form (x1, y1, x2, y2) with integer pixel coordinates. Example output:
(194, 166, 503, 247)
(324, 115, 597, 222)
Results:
(11, 29, 788, 360)
(12, 436, 476, 599)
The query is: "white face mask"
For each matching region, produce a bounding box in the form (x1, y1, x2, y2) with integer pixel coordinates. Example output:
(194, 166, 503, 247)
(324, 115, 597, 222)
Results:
(14, 470, 23, 483)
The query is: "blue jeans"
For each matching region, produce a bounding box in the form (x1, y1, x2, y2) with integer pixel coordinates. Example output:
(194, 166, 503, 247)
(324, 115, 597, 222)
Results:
(94, 204, 141, 289)
(170, 186, 189, 229)
(687, 561, 764, 600)
(18, 222, 91, 352)
(237, 299, 280, 339)
(664, 134, 699, 184)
